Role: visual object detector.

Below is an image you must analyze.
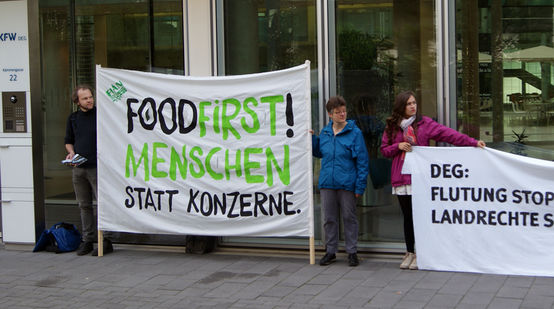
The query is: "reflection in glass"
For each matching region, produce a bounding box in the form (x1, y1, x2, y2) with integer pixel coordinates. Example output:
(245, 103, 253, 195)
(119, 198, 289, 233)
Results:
(40, 0, 73, 200)
(223, 0, 317, 74)
(221, 0, 319, 246)
(333, 0, 437, 248)
(456, 1, 554, 161)
(40, 0, 184, 200)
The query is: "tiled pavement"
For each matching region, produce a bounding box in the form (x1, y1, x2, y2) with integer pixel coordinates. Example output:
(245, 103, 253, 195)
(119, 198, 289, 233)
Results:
(1, 245, 554, 309)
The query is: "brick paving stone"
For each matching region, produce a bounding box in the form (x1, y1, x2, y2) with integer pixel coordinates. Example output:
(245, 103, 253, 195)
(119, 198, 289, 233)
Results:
(282, 293, 316, 304)
(113, 274, 157, 288)
(307, 274, 342, 285)
(361, 268, 400, 288)
(365, 290, 403, 308)
(413, 271, 452, 290)
(468, 274, 507, 293)
(504, 275, 535, 287)
(488, 297, 523, 309)
(204, 282, 249, 298)
(342, 286, 380, 299)
(438, 274, 477, 295)
(143, 274, 180, 285)
(336, 296, 371, 307)
(395, 269, 427, 282)
(261, 284, 296, 297)
(459, 291, 494, 306)
(256, 295, 286, 303)
(528, 284, 554, 297)
(291, 283, 327, 295)
(382, 278, 417, 293)
(175, 286, 211, 297)
(393, 300, 426, 309)
(398, 288, 435, 302)
(261, 268, 293, 283)
(289, 304, 321, 309)
(163, 278, 197, 290)
(342, 269, 375, 280)
(456, 304, 488, 309)
(520, 294, 554, 309)
(230, 299, 265, 307)
(237, 279, 277, 298)
(533, 277, 554, 285)
(320, 304, 349, 309)
(496, 285, 529, 298)
(426, 293, 463, 308)
(279, 268, 324, 288)
(311, 278, 361, 303)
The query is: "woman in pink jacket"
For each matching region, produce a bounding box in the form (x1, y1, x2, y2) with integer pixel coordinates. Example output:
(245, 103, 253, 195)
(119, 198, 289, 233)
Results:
(380, 91, 486, 270)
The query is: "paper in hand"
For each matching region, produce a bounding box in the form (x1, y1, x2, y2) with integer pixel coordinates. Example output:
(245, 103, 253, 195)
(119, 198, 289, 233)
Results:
(61, 154, 88, 166)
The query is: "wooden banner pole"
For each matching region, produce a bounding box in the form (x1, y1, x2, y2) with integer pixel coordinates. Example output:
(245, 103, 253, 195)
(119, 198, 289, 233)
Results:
(309, 236, 315, 265)
(98, 230, 104, 257)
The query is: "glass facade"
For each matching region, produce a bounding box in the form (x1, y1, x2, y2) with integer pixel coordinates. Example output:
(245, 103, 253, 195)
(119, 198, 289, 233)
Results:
(331, 0, 437, 249)
(35, 0, 554, 250)
(455, 0, 554, 161)
(40, 0, 184, 202)
(220, 0, 321, 246)
(219, 0, 439, 250)
(222, 0, 317, 75)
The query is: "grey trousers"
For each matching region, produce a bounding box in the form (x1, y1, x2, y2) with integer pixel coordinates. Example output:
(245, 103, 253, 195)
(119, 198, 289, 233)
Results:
(72, 167, 100, 242)
(321, 189, 358, 254)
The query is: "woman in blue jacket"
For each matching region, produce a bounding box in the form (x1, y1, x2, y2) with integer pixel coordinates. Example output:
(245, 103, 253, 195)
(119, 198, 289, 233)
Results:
(312, 96, 369, 267)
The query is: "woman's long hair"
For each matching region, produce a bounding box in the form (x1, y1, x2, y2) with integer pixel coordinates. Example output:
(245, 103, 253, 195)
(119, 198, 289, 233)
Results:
(384, 91, 422, 144)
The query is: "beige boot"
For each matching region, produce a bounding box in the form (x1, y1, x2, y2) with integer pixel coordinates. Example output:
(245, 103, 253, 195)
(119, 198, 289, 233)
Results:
(400, 252, 414, 269)
(409, 254, 418, 270)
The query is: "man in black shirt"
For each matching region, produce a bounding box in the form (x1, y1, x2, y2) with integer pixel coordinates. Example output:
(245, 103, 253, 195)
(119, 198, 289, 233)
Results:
(65, 85, 113, 256)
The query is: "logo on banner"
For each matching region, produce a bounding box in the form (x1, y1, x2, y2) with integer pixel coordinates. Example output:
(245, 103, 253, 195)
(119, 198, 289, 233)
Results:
(105, 80, 127, 102)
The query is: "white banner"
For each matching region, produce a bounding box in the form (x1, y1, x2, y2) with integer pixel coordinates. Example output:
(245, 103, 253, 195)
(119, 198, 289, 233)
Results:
(404, 147, 554, 276)
(96, 62, 313, 237)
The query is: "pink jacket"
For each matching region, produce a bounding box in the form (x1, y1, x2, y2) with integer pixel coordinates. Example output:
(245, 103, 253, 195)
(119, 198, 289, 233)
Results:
(380, 116, 479, 187)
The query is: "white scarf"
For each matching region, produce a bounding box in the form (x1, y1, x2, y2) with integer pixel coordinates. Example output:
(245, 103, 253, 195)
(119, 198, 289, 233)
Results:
(400, 115, 416, 131)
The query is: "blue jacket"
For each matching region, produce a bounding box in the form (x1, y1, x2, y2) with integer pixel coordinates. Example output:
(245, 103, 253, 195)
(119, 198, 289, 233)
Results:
(312, 120, 369, 195)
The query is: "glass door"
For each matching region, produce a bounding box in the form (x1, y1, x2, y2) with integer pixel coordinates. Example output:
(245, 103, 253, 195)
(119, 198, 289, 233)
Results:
(40, 0, 184, 202)
(218, 0, 320, 247)
(330, 0, 438, 249)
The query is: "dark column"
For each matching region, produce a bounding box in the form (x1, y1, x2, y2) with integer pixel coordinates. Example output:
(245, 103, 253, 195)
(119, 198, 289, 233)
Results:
(461, 0, 480, 138)
(491, 0, 503, 142)
(393, 0, 421, 93)
(28, 0, 45, 242)
(266, 0, 281, 71)
(225, 0, 259, 74)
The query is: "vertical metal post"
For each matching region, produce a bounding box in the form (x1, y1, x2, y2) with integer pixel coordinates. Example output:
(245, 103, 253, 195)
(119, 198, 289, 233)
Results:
(28, 0, 45, 242)
(149, 0, 155, 71)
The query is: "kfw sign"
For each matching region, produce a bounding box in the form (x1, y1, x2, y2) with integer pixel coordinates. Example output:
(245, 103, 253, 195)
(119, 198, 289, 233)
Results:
(0, 32, 17, 41)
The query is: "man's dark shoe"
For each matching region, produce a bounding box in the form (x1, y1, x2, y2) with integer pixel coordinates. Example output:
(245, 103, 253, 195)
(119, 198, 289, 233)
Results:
(76, 241, 93, 256)
(92, 239, 114, 256)
(348, 253, 359, 267)
(319, 253, 336, 266)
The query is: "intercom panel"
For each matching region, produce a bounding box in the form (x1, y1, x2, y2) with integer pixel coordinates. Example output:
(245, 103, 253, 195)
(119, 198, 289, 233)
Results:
(2, 91, 27, 133)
